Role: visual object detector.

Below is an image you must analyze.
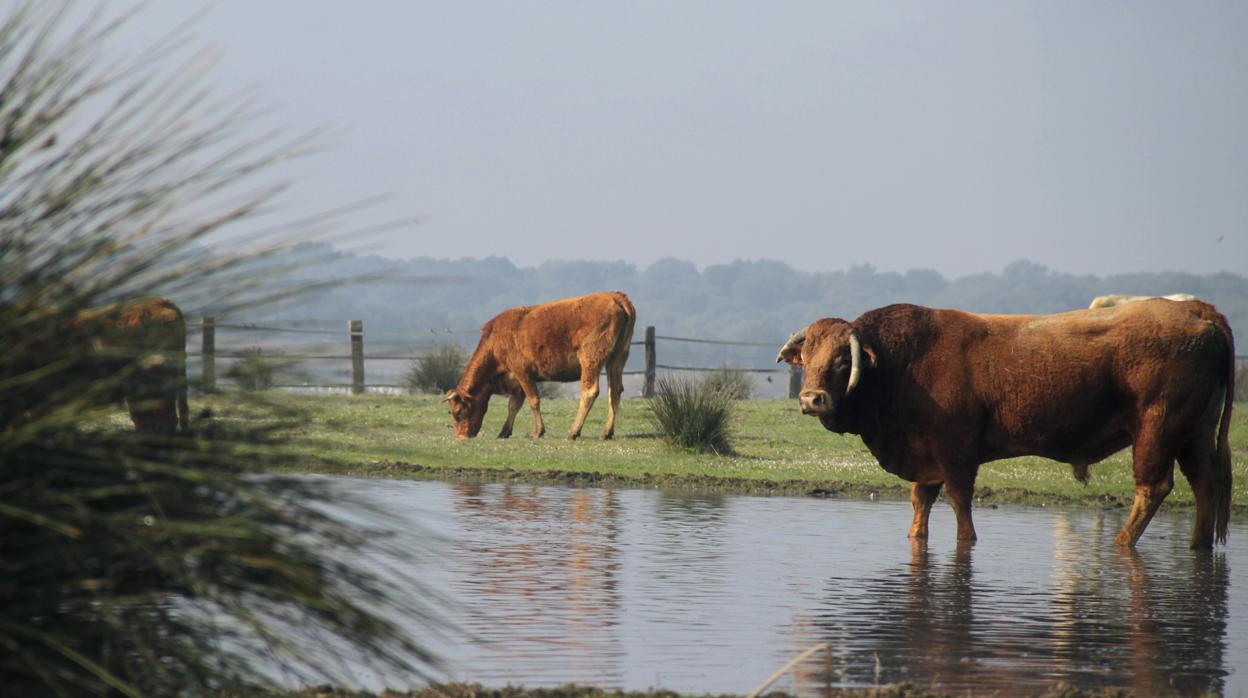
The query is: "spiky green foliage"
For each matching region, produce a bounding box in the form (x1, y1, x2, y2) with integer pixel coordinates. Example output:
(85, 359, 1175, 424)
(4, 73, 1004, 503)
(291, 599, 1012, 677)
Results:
(648, 375, 735, 454)
(405, 344, 468, 394)
(0, 4, 443, 695)
(701, 364, 753, 400)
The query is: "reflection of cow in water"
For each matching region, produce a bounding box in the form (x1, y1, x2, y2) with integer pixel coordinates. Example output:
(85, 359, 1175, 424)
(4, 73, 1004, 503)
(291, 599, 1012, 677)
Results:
(779, 300, 1235, 548)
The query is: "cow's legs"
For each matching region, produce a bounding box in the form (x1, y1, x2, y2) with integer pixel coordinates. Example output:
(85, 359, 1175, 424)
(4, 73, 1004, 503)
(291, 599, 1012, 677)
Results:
(515, 374, 545, 438)
(603, 364, 624, 440)
(908, 483, 942, 540)
(942, 465, 978, 542)
(497, 392, 525, 439)
(127, 398, 177, 435)
(1115, 427, 1176, 547)
(567, 367, 601, 440)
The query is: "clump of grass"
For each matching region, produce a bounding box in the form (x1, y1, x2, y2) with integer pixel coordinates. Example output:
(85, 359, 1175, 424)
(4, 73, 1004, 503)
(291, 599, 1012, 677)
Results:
(405, 345, 468, 393)
(536, 381, 563, 399)
(227, 347, 302, 391)
(648, 375, 734, 454)
(702, 364, 753, 400)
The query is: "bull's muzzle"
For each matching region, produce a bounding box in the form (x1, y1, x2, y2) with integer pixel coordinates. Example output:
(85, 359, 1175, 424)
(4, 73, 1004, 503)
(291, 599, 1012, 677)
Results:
(799, 389, 832, 415)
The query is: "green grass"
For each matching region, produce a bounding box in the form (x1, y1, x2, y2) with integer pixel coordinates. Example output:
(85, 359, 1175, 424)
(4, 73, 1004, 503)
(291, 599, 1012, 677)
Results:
(168, 393, 1248, 511)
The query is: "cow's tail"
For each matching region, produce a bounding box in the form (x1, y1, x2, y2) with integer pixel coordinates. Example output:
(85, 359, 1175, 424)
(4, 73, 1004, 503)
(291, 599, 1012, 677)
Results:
(1212, 313, 1235, 545)
(177, 373, 190, 433)
(610, 292, 637, 368)
(176, 321, 190, 433)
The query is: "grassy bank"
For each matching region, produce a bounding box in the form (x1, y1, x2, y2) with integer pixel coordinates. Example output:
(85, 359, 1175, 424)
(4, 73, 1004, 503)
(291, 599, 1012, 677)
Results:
(172, 392, 1248, 510)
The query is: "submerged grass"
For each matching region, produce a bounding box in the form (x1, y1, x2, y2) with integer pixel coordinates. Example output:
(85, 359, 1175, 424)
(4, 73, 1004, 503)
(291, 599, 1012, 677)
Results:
(172, 392, 1248, 511)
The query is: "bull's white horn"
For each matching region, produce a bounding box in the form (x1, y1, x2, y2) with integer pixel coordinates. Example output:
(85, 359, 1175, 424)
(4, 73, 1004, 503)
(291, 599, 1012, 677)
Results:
(846, 331, 862, 396)
(776, 330, 805, 363)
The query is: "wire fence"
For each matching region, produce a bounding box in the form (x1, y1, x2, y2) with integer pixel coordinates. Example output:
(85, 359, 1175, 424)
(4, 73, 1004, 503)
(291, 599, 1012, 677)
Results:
(191, 318, 798, 397)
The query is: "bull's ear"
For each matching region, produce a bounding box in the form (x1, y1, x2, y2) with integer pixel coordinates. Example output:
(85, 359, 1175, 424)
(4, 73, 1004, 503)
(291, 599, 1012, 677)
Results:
(776, 336, 804, 366)
(862, 343, 878, 367)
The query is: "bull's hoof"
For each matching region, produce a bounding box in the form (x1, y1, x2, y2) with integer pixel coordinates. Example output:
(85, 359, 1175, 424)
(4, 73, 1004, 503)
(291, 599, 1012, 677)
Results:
(602, 432, 615, 441)
(566, 432, 581, 441)
(496, 430, 512, 439)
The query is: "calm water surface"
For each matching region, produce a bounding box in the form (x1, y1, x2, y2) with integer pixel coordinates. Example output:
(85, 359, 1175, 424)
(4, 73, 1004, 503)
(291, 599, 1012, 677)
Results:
(321, 477, 1248, 696)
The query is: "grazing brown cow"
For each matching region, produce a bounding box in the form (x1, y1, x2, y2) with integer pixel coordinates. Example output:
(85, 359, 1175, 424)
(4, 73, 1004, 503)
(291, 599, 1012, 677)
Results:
(446, 291, 636, 440)
(777, 300, 1234, 548)
(75, 297, 190, 434)
(1088, 293, 1197, 309)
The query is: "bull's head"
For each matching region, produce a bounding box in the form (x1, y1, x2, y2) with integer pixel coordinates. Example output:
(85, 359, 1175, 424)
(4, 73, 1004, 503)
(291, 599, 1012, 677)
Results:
(444, 388, 488, 439)
(777, 318, 875, 427)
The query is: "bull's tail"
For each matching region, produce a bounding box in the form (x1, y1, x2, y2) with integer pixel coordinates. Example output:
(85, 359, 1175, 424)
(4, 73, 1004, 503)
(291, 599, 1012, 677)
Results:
(1213, 316, 1235, 544)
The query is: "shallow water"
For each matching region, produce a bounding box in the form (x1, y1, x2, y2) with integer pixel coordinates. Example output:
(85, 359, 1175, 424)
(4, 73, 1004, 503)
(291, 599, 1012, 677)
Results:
(318, 478, 1248, 696)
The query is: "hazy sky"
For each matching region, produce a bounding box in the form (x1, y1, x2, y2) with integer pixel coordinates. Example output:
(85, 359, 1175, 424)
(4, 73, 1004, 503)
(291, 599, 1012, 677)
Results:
(118, 2, 1247, 278)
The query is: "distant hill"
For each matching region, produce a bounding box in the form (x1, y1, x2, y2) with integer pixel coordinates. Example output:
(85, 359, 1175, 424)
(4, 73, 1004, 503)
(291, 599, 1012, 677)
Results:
(177, 244, 1248, 395)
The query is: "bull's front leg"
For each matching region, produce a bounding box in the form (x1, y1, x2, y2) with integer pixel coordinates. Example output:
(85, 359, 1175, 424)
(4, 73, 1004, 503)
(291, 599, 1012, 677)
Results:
(497, 392, 524, 438)
(942, 463, 979, 542)
(908, 482, 942, 540)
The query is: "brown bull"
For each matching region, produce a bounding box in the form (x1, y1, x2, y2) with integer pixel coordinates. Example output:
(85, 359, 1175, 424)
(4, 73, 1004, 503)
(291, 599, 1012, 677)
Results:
(74, 297, 190, 434)
(778, 300, 1234, 548)
(446, 291, 636, 440)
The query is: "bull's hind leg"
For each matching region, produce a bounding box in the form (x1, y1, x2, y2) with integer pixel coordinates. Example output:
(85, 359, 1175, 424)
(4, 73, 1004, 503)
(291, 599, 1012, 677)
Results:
(497, 392, 525, 439)
(908, 483, 942, 540)
(567, 366, 601, 440)
(1177, 435, 1219, 549)
(1115, 426, 1176, 547)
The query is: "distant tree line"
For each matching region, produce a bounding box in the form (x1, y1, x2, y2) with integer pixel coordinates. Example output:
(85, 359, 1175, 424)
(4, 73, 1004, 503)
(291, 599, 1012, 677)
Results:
(211, 244, 1248, 371)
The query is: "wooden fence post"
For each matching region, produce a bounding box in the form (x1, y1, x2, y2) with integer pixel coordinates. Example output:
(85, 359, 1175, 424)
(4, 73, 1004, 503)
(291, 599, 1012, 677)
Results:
(643, 325, 656, 398)
(202, 316, 216, 393)
(788, 363, 802, 400)
(350, 320, 365, 395)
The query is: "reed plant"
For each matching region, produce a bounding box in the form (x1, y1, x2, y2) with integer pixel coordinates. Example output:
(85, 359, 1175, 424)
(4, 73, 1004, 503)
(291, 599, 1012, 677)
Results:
(0, 4, 443, 695)
(405, 345, 468, 394)
(648, 375, 735, 454)
(702, 364, 753, 400)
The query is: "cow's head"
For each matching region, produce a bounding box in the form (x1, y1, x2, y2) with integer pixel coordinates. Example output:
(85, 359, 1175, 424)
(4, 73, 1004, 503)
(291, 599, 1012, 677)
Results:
(445, 388, 488, 439)
(777, 318, 876, 428)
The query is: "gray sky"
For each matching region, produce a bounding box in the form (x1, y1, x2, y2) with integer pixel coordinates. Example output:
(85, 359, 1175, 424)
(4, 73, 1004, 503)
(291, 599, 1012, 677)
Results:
(120, 1, 1247, 278)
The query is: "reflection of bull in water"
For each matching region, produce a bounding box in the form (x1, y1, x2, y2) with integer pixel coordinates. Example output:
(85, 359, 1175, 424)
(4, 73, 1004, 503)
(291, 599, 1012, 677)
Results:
(1048, 511, 1229, 696)
(796, 529, 1229, 695)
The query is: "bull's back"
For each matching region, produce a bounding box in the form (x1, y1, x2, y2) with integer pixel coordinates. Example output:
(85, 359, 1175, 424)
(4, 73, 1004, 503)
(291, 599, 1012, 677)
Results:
(926, 303, 1227, 463)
